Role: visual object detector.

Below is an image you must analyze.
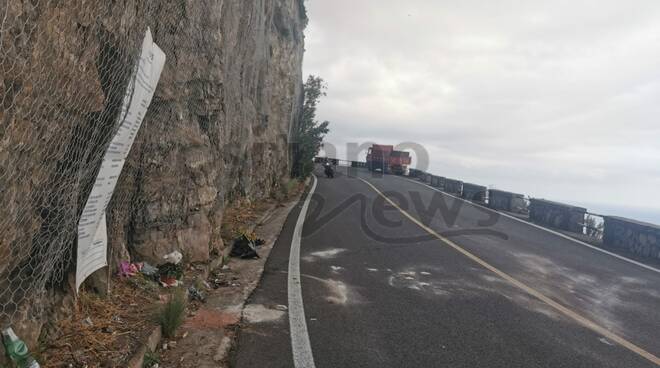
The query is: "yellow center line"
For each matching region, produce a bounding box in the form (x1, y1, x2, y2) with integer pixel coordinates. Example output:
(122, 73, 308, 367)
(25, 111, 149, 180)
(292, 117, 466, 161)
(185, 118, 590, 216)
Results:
(358, 177, 660, 366)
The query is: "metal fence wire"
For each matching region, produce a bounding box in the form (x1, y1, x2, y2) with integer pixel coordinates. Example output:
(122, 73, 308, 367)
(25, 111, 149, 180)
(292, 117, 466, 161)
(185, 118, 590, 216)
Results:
(0, 1, 195, 327)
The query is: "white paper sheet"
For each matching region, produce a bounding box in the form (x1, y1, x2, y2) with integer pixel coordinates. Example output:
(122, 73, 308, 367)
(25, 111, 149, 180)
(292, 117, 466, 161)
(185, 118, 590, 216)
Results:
(76, 29, 166, 290)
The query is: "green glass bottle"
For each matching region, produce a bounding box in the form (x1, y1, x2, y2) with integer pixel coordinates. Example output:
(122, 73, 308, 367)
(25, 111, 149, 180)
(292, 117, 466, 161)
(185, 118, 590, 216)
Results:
(1, 328, 40, 368)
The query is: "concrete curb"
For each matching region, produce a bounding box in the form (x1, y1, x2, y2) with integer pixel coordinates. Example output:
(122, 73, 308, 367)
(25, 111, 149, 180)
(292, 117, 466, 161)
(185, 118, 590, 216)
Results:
(127, 326, 162, 368)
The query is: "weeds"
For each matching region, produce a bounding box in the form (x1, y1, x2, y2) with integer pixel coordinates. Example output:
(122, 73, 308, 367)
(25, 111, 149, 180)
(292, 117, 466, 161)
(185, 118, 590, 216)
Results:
(220, 198, 259, 241)
(274, 178, 301, 201)
(284, 178, 299, 198)
(143, 350, 160, 368)
(156, 289, 187, 338)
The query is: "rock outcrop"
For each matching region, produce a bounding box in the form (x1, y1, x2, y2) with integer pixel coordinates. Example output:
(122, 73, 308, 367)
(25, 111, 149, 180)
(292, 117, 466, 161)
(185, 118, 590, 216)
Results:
(0, 0, 306, 345)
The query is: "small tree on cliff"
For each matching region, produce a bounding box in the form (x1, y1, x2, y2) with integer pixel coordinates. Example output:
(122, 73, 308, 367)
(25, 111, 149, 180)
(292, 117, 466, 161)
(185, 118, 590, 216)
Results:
(291, 75, 330, 178)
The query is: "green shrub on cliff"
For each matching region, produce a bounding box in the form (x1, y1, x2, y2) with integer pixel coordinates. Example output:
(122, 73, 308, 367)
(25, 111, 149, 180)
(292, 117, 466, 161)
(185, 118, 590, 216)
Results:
(291, 75, 330, 178)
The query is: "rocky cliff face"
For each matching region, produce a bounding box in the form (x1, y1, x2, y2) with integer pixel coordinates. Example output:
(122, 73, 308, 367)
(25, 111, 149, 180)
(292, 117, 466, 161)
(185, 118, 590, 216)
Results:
(108, 0, 306, 266)
(0, 0, 306, 341)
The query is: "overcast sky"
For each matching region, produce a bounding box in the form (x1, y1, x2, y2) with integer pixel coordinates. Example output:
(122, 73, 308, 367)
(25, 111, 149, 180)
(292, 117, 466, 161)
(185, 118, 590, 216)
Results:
(303, 0, 660, 218)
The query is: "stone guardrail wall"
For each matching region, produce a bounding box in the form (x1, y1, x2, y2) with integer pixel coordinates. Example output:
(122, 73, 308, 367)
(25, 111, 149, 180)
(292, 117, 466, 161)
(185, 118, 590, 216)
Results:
(444, 178, 463, 195)
(430, 175, 445, 188)
(462, 183, 487, 203)
(489, 189, 527, 213)
(529, 199, 586, 233)
(603, 216, 660, 260)
(350, 161, 367, 168)
(350, 165, 660, 263)
(409, 169, 420, 177)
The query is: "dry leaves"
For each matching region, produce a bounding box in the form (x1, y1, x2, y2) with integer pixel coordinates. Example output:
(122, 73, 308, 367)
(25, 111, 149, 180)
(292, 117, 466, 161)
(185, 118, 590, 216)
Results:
(40, 277, 159, 367)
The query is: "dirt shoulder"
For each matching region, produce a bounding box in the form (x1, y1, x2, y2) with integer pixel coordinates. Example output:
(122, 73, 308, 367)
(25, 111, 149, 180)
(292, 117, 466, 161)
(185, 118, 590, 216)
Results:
(156, 182, 307, 368)
(37, 179, 307, 368)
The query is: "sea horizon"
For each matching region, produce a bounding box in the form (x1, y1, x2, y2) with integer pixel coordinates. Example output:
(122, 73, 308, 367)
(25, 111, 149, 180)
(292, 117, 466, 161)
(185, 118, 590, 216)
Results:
(567, 201, 660, 227)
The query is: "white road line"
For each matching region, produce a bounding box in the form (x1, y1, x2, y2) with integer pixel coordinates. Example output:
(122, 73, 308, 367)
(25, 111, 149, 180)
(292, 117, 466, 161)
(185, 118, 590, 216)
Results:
(401, 177, 660, 275)
(288, 175, 318, 368)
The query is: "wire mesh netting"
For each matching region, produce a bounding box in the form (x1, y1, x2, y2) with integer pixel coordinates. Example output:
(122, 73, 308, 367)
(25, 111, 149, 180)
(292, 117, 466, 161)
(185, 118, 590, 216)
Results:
(1, 0, 306, 332)
(0, 1, 191, 327)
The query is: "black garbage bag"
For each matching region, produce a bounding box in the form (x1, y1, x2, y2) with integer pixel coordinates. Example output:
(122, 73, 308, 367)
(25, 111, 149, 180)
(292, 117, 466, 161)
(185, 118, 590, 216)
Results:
(230, 232, 266, 259)
(230, 235, 260, 259)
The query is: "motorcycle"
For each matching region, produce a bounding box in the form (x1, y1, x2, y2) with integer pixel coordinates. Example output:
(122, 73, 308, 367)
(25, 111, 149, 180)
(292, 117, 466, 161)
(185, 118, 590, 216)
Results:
(324, 163, 334, 178)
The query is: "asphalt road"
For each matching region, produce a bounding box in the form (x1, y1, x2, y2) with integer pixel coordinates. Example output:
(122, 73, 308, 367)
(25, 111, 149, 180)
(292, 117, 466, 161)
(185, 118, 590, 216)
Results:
(231, 166, 660, 368)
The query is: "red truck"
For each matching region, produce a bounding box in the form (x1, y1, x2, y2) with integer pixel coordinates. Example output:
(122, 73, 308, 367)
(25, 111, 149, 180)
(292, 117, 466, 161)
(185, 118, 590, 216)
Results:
(366, 144, 411, 175)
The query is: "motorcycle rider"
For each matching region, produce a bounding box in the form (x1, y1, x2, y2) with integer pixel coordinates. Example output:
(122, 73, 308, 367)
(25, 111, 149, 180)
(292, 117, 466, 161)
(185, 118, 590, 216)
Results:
(323, 161, 334, 178)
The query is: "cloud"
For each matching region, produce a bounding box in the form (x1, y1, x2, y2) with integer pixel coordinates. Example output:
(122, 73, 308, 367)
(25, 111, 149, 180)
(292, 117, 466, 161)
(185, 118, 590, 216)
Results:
(304, 0, 660, 213)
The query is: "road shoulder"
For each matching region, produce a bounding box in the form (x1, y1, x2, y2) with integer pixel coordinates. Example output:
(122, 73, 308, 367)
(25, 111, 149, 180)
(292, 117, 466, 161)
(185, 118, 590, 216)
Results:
(157, 179, 310, 368)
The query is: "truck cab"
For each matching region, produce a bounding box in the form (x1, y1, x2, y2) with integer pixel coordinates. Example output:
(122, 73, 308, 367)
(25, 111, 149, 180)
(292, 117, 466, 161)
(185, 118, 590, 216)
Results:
(366, 144, 411, 175)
